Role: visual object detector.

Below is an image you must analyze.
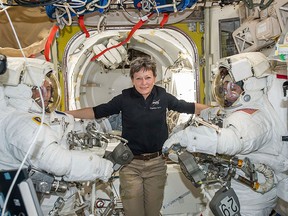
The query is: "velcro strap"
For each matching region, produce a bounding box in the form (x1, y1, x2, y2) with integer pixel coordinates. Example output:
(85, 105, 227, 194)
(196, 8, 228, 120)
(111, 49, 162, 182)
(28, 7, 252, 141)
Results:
(78, 15, 90, 38)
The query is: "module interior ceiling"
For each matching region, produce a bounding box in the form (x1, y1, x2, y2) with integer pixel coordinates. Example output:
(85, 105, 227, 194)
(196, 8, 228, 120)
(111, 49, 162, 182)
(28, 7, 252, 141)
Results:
(63, 28, 198, 109)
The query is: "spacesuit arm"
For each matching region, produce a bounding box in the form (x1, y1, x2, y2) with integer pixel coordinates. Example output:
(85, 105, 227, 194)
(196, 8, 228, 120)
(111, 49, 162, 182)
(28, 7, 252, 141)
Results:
(6, 113, 113, 182)
(217, 111, 271, 155)
(39, 143, 113, 182)
(163, 110, 271, 156)
(163, 125, 218, 155)
(33, 126, 113, 182)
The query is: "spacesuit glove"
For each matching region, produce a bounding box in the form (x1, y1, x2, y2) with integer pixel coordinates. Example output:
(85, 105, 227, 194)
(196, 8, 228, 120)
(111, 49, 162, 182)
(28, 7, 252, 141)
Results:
(162, 129, 189, 154)
(97, 158, 114, 182)
(61, 151, 114, 182)
(163, 126, 218, 156)
(200, 106, 221, 121)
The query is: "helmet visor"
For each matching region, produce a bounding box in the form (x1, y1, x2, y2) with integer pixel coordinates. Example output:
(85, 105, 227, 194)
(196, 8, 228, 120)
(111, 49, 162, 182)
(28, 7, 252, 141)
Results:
(212, 67, 243, 108)
(32, 72, 61, 113)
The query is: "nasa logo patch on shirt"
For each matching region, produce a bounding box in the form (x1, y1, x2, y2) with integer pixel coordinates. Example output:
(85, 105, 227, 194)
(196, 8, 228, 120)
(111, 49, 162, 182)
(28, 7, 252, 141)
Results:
(32, 116, 47, 126)
(150, 99, 161, 110)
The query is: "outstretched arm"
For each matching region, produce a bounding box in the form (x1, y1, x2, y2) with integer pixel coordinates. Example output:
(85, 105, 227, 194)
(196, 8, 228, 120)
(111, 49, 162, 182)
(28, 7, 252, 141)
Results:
(65, 107, 95, 119)
(195, 103, 210, 115)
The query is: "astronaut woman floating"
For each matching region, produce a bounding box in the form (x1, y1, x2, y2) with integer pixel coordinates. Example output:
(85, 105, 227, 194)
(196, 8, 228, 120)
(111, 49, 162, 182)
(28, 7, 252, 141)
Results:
(163, 52, 288, 216)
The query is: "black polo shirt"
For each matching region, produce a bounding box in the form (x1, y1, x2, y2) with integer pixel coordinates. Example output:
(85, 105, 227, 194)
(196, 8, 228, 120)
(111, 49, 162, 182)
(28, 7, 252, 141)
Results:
(93, 85, 195, 155)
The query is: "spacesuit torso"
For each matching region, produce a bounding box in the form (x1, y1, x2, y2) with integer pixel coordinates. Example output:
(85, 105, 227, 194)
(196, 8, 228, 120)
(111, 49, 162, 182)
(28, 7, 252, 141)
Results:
(216, 94, 288, 215)
(219, 95, 287, 172)
(0, 81, 114, 215)
(163, 53, 288, 216)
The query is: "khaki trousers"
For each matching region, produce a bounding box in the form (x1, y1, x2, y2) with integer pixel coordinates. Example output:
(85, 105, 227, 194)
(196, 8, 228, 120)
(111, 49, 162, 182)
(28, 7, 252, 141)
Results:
(119, 155, 167, 216)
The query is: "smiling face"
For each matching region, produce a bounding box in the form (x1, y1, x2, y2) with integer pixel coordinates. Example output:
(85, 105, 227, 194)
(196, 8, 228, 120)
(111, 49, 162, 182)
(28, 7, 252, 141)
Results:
(223, 81, 243, 106)
(212, 66, 244, 108)
(129, 57, 157, 99)
(32, 79, 52, 109)
(132, 68, 156, 99)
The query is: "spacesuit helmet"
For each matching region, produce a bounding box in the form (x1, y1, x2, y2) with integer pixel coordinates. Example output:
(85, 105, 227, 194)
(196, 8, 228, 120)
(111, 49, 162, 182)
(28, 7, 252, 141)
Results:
(2, 57, 61, 113)
(212, 66, 244, 108)
(212, 52, 272, 108)
(31, 71, 60, 113)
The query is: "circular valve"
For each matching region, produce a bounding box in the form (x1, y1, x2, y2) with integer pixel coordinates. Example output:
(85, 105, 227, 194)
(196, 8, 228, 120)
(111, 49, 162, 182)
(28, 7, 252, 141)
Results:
(96, 199, 105, 208)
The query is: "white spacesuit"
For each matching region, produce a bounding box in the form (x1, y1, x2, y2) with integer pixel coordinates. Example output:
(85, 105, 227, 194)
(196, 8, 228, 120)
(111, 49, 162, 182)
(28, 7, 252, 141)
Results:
(0, 57, 114, 215)
(163, 52, 288, 216)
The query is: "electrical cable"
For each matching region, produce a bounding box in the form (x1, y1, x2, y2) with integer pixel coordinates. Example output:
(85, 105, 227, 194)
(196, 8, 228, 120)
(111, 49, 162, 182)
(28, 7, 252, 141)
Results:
(120, 0, 143, 21)
(86, 0, 111, 10)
